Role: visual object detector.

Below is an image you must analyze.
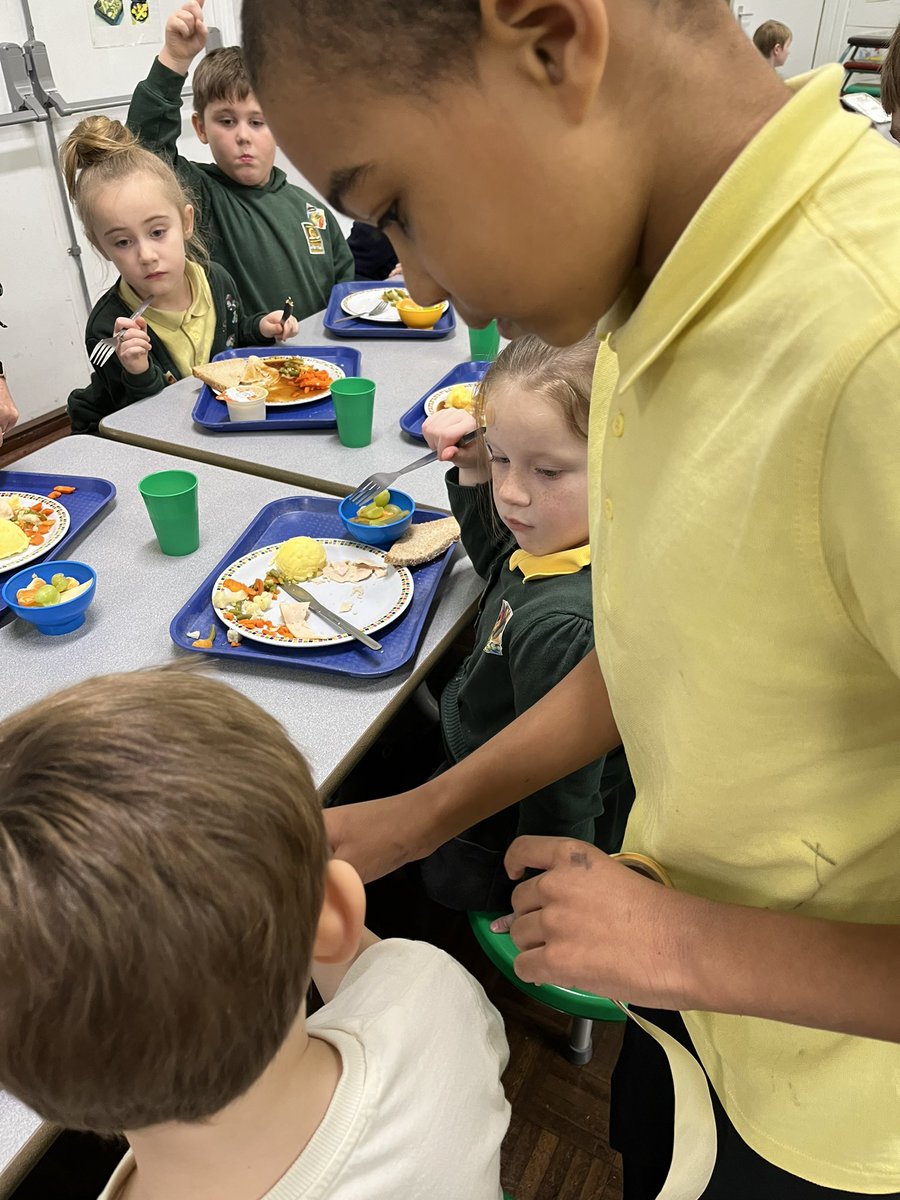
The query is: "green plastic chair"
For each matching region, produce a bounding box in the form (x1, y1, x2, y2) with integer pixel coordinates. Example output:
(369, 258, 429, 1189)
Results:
(469, 911, 626, 1066)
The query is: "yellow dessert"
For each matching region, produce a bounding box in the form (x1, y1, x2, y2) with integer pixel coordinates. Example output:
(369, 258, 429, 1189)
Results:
(436, 384, 476, 414)
(273, 536, 326, 583)
(0, 520, 29, 560)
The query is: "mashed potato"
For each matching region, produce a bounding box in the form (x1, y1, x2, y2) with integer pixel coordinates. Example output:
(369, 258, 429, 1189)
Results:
(273, 536, 326, 583)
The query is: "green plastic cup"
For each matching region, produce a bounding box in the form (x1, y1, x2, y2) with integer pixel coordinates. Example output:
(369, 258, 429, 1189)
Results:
(138, 469, 199, 556)
(331, 377, 375, 447)
(468, 320, 501, 362)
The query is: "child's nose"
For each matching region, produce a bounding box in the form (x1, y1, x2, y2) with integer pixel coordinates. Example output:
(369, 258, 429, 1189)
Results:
(496, 471, 529, 507)
(398, 255, 447, 309)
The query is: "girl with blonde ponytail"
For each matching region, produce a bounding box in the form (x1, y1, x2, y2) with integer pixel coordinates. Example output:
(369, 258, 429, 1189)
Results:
(63, 115, 298, 433)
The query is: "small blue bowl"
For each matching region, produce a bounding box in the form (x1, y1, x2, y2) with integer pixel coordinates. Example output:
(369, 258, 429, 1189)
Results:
(338, 488, 415, 549)
(2, 560, 97, 636)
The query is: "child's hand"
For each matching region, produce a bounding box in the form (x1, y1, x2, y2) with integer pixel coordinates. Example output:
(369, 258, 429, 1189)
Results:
(423, 408, 478, 464)
(260, 312, 300, 341)
(161, 1, 207, 75)
(113, 316, 152, 376)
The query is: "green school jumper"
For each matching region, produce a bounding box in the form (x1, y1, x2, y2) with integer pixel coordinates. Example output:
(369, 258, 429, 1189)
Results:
(67, 261, 270, 434)
(127, 58, 355, 317)
(423, 471, 632, 910)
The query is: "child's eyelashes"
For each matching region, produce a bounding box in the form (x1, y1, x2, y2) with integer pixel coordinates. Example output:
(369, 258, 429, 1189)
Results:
(537, 468, 562, 479)
(377, 203, 407, 236)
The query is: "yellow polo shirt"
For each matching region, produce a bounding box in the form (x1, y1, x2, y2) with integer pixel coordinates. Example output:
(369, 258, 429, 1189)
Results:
(120, 260, 215, 379)
(589, 66, 900, 1190)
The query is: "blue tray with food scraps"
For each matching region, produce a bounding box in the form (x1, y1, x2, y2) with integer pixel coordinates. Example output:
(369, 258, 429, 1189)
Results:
(192, 345, 362, 432)
(170, 496, 457, 678)
(323, 280, 456, 340)
(0, 470, 116, 620)
(399, 360, 491, 442)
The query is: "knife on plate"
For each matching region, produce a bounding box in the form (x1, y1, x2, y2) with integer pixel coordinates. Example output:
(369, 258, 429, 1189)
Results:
(280, 580, 382, 651)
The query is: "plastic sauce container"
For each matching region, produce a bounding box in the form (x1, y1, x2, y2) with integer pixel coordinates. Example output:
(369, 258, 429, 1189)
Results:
(222, 385, 267, 422)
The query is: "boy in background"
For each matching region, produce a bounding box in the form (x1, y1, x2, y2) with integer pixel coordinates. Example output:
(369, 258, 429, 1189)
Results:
(128, 0, 354, 317)
(241, 0, 900, 1195)
(752, 19, 792, 69)
(0, 669, 509, 1200)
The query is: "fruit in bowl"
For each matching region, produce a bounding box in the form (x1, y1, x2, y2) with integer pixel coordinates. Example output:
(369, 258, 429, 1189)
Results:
(2, 559, 97, 636)
(338, 489, 415, 548)
(396, 298, 445, 330)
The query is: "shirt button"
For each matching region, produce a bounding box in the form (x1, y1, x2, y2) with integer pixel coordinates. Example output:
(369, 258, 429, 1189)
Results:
(611, 412, 625, 438)
(604, 497, 614, 520)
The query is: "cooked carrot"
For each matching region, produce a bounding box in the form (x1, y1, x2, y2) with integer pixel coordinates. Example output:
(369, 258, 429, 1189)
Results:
(28, 534, 44, 546)
(53, 485, 76, 494)
(47, 492, 61, 500)
(222, 578, 248, 593)
(41, 507, 55, 515)
(191, 624, 216, 648)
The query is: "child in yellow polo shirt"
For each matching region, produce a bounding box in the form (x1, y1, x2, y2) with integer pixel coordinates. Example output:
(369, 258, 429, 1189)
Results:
(242, 2, 900, 1196)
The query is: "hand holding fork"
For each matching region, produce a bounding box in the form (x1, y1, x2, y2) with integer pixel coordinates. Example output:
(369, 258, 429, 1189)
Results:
(89, 298, 152, 370)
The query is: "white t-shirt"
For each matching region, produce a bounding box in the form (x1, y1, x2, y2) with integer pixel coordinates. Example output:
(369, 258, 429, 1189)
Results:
(98, 940, 510, 1200)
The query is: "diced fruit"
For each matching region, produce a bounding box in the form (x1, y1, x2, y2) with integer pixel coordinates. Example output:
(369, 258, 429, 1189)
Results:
(33, 584, 60, 606)
(372, 490, 391, 508)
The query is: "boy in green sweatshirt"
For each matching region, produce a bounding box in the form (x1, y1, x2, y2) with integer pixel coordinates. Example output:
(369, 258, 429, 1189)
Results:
(127, 0, 354, 317)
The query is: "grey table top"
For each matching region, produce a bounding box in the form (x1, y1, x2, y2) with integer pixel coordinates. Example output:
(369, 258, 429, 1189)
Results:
(99, 311, 484, 511)
(1, 438, 479, 796)
(0, 435, 480, 1190)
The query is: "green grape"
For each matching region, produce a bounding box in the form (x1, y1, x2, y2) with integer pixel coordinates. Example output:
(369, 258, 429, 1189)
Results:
(372, 490, 391, 508)
(50, 573, 67, 591)
(34, 584, 60, 607)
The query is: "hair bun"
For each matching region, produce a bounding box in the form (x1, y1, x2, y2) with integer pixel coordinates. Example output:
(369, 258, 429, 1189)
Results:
(60, 115, 139, 197)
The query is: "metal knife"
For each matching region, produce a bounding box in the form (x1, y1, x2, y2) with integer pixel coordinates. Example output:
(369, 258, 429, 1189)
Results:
(279, 580, 382, 651)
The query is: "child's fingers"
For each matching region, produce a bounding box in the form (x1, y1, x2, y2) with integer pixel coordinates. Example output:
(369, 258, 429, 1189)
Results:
(489, 913, 514, 934)
(113, 316, 138, 335)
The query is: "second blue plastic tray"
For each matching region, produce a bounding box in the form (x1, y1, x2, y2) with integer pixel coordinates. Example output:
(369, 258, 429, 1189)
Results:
(169, 496, 458, 677)
(192, 345, 362, 432)
(0, 470, 116, 620)
(323, 280, 456, 340)
(399, 360, 491, 442)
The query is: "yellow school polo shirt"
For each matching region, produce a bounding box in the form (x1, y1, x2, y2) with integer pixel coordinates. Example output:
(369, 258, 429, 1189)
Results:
(589, 66, 900, 1190)
(120, 260, 215, 379)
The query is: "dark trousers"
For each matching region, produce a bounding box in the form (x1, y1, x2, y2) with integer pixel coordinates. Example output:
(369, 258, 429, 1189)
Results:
(610, 1007, 900, 1200)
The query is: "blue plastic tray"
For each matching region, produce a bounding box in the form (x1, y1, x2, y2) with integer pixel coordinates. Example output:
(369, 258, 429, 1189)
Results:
(323, 280, 456, 340)
(0, 470, 116, 620)
(399, 360, 491, 442)
(192, 345, 362, 432)
(170, 496, 458, 677)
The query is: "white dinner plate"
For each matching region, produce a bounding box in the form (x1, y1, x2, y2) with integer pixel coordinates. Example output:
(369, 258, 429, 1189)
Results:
(423, 381, 479, 419)
(0, 492, 70, 573)
(210, 538, 414, 648)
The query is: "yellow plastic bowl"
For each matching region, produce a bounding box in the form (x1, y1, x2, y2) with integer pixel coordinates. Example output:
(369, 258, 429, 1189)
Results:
(396, 299, 445, 329)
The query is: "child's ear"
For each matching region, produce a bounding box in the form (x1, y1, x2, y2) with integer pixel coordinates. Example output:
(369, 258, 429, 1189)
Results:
(313, 860, 366, 965)
(182, 204, 195, 241)
(191, 112, 209, 145)
(481, 0, 609, 123)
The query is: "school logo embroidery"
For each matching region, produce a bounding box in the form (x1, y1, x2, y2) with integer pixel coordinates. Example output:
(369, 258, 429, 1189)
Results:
(305, 203, 327, 230)
(483, 599, 513, 656)
(302, 222, 325, 255)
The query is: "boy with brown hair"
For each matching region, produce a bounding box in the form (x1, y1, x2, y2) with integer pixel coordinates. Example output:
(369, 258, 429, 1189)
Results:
(752, 18, 792, 68)
(127, 0, 354, 316)
(240, 0, 900, 1196)
(0, 668, 509, 1200)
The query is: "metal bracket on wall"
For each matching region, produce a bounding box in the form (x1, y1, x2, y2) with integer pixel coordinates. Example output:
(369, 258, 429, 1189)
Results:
(0, 42, 47, 126)
(24, 32, 221, 117)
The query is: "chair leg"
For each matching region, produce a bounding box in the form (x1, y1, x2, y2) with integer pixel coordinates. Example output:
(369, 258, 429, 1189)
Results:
(564, 1016, 594, 1066)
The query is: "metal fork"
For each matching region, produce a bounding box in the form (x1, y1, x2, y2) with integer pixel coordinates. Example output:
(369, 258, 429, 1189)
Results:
(346, 431, 479, 509)
(89, 298, 152, 369)
(332, 299, 390, 324)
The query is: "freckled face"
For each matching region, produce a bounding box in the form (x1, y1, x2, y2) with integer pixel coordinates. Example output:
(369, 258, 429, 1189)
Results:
(485, 383, 589, 556)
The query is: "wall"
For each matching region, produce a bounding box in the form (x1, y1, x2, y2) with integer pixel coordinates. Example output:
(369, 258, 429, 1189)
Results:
(0, 0, 348, 427)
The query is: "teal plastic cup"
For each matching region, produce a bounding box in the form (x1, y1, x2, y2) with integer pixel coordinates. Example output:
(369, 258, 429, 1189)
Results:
(138, 469, 199, 556)
(468, 320, 501, 362)
(331, 377, 376, 447)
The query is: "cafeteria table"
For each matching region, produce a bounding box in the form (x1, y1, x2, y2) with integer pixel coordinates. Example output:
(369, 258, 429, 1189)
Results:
(99, 311, 489, 511)
(1, 437, 479, 793)
(0, 435, 480, 1192)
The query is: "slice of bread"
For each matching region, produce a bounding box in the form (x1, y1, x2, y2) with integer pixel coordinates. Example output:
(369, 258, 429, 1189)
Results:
(192, 359, 250, 392)
(192, 356, 279, 392)
(385, 516, 460, 566)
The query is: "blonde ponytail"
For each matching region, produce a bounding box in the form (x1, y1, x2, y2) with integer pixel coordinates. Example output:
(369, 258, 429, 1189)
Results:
(60, 115, 207, 262)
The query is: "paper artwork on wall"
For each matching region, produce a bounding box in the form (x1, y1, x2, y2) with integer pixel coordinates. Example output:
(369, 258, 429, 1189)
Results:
(87, 0, 161, 48)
